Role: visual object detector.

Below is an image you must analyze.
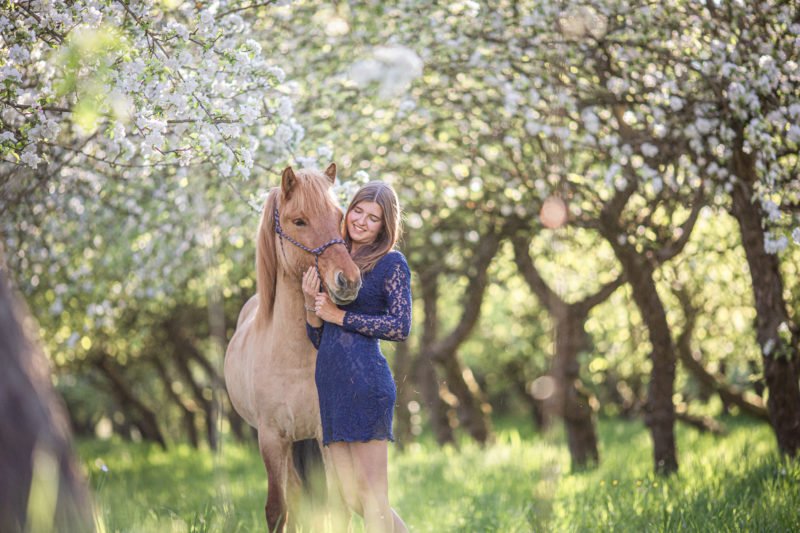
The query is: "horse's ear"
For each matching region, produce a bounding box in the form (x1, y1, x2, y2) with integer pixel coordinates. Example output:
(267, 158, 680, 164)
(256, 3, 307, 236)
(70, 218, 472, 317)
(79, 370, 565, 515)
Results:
(256, 189, 279, 323)
(324, 163, 336, 184)
(281, 166, 297, 200)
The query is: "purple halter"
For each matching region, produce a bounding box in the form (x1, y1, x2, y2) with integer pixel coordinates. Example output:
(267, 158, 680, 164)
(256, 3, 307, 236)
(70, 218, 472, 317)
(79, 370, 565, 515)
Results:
(273, 207, 348, 283)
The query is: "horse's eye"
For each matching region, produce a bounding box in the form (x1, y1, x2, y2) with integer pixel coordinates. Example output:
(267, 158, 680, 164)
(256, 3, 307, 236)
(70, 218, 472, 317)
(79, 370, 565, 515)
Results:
(293, 219, 307, 227)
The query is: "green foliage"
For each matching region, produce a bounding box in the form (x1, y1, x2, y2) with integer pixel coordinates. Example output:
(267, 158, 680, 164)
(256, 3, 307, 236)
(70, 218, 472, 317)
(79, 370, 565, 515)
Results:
(79, 418, 799, 532)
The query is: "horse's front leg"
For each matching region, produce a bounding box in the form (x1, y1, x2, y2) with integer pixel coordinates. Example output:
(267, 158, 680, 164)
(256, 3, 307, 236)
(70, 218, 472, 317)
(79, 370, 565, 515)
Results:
(258, 430, 291, 532)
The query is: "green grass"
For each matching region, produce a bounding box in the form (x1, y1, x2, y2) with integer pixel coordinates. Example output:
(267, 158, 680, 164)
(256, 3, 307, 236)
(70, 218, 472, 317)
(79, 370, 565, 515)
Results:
(78, 417, 800, 532)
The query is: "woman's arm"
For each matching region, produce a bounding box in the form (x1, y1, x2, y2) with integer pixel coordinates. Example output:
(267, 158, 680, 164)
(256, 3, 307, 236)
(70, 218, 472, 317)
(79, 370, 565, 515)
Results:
(302, 267, 324, 347)
(341, 255, 412, 342)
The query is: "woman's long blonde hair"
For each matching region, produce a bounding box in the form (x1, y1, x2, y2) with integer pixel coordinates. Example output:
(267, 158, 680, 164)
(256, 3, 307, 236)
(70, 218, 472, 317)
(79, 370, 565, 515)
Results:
(344, 181, 402, 273)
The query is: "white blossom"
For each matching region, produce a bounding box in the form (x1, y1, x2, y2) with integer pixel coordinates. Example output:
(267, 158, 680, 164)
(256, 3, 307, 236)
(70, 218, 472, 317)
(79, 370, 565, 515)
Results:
(761, 199, 782, 222)
(764, 232, 788, 254)
(640, 143, 659, 158)
(20, 146, 42, 168)
(349, 45, 423, 98)
(316, 146, 334, 161)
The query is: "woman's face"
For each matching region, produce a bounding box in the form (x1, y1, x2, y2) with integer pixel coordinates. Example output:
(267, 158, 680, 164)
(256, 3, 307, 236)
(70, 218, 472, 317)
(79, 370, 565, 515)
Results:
(347, 200, 384, 247)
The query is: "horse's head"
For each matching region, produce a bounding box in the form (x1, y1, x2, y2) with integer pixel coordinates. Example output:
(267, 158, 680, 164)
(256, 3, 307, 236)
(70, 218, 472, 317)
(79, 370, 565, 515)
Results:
(257, 164, 362, 321)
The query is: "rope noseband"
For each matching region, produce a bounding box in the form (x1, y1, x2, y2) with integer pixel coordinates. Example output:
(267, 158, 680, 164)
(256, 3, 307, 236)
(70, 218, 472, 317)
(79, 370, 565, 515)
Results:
(273, 207, 348, 286)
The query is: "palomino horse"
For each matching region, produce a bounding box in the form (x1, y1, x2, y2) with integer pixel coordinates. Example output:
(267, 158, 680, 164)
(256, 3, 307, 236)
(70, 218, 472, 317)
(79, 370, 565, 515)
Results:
(225, 164, 361, 531)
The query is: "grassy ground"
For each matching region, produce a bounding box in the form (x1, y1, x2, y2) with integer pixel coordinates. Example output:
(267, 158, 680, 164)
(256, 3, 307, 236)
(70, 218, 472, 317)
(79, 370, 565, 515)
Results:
(78, 417, 800, 532)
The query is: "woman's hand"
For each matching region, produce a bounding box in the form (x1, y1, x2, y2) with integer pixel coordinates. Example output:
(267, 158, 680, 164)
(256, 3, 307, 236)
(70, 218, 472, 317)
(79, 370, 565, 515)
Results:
(302, 267, 320, 308)
(314, 292, 346, 326)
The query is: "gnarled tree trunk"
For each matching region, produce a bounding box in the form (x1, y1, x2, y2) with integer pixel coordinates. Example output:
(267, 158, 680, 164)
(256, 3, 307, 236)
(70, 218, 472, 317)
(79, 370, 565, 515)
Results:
(729, 141, 800, 456)
(614, 249, 677, 473)
(512, 233, 623, 469)
(418, 231, 502, 445)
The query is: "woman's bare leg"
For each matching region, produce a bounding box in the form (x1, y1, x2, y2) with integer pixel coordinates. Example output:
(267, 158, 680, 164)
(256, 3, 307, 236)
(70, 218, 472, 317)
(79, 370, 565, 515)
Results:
(326, 442, 362, 515)
(350, 440, 407, 533)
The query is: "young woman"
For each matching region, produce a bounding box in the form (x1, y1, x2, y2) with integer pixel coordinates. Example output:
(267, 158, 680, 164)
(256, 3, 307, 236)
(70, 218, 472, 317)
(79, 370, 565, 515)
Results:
(302, 181, 410, 533)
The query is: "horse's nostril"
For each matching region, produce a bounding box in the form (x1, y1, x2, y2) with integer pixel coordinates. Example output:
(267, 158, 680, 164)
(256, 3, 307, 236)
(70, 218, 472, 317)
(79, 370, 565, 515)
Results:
(336, 271, 346, 287)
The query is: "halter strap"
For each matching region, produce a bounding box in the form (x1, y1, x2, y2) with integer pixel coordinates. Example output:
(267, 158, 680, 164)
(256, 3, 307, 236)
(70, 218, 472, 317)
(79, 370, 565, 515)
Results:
(273, 207, 348, 287)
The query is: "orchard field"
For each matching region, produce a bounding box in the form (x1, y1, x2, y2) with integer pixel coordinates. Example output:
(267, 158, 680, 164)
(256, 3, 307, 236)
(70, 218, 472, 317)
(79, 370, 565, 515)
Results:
(2, 1, 800, 531)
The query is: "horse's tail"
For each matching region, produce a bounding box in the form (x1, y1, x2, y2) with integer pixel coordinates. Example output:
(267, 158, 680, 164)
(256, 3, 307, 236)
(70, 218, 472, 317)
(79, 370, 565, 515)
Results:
(292, 439, 326, 504)
(256, 188, 279, 324)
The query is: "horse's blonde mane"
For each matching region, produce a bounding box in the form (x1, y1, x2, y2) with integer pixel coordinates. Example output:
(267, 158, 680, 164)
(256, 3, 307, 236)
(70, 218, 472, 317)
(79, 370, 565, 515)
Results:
(255, 168, 341, 324)
(256, 188, 280, 324)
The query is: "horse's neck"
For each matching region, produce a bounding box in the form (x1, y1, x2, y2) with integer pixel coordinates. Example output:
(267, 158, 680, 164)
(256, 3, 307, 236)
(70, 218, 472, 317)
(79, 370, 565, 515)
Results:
(271, 270, 310, 340)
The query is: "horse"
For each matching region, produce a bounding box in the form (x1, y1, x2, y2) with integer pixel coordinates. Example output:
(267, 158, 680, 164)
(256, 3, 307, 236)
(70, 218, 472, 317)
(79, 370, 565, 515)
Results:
(224, 164, 362, 531)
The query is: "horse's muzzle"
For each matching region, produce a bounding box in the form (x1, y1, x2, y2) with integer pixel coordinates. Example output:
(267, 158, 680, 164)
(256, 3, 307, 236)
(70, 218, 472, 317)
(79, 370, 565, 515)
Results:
(328, 272, 361, 305)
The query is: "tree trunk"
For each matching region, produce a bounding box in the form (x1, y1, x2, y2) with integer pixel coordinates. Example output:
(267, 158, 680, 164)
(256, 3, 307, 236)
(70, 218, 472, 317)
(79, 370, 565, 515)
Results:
(553, 307, 599, 469)
(612, 252, 678, 474)
(503, 360, 550, 431)
(415, 353, 455, 445)
(511, 233, 618, 468)
(729, 143, 800, 456)
(94, 357, 167, 449)
(166, 320, 219, 450)
(420, 232, 501, 445)
(0, 263, 94, 532)
(675, 410, 725, 435)
(174, 348, 218, 450)
(151, 356, 200, 448)
(417, 273, 455, 445)
(432, 348, 493, 444)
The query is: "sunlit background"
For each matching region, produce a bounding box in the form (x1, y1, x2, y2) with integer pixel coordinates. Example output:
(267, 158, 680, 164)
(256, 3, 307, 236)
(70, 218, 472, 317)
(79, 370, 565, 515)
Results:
(2, 0, 800, 531)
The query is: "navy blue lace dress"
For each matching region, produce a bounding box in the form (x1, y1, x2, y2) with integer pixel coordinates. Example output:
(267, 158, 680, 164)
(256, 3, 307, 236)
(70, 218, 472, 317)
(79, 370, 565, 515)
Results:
(306, 250, 412, 446)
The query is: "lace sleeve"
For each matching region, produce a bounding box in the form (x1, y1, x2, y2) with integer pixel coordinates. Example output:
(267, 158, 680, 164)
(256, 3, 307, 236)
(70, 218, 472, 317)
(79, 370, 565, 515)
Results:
(342, 255, 412, 341)
(306, 321, 324, 349)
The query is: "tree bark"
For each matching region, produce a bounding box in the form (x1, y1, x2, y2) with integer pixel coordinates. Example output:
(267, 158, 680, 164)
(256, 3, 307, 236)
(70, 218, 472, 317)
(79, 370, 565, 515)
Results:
(593, 177, 703, 475)
(608, 246, 678, 474)
(552, 309, 600, 469)
(729, 141, 800, 456)
(0, 263, 94, 532)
